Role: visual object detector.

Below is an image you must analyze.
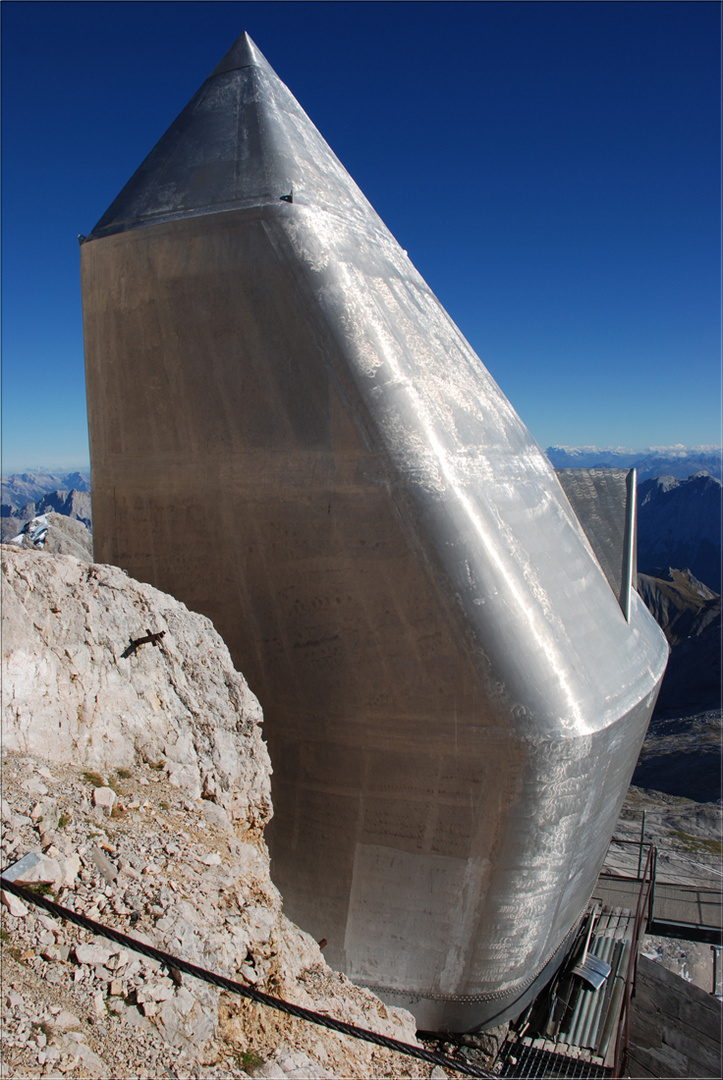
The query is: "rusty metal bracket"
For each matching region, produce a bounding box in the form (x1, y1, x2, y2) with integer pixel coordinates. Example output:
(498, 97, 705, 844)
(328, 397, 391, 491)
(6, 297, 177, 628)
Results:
(121, 629, 166, 659)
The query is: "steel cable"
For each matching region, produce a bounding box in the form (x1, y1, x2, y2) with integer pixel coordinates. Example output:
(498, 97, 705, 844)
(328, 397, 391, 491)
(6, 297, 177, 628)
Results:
(0, 875, 494, 1078)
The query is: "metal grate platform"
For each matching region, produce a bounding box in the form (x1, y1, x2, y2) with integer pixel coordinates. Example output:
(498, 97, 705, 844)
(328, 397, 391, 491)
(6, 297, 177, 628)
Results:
(499, 1041, 611, 1078)
(497, 904, 635, 1078)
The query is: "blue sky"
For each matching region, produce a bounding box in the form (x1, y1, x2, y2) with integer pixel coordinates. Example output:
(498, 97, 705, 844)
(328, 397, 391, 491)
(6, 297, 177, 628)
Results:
(1, 0, 720, 473)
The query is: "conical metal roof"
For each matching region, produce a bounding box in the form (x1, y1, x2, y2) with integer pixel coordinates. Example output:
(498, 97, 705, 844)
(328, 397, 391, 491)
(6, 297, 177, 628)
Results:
(209, 29, 269, 76)
(87, 32, 386, 240)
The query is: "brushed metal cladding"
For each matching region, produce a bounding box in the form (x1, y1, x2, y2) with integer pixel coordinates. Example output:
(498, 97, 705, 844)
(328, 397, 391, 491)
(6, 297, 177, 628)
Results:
(556, 469, 637, 618)
(81, 34, 668, 1031)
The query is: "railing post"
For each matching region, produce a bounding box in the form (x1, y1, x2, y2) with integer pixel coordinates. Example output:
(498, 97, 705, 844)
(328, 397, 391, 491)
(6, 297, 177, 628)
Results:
(613, 842, 656, 1078)
(711, 945, 723, 999)
(637, 811, 646, 879)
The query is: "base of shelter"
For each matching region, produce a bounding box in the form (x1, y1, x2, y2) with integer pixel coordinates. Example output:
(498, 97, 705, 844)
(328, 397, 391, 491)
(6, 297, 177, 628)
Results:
(366, 923, 578, 1034)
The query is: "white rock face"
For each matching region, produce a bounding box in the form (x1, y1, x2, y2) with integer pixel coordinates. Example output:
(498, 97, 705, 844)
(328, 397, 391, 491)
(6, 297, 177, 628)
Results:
(0, 546, 432, 1079)
(1, 547, 271, 824)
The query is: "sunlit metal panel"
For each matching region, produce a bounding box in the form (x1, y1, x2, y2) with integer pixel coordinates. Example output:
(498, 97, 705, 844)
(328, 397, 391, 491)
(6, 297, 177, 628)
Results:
(81, 33, 668, 1031)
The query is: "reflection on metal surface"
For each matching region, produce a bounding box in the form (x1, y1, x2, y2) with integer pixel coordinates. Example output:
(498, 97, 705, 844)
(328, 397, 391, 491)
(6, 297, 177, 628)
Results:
(81, 33, 668, 1031)
(555, 469, 637, 620)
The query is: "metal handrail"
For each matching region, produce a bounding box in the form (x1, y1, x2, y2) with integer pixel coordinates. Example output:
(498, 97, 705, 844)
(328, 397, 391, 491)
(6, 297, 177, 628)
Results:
(606, 834, 718, 887)
(612, 843, 657, 1078)
(602, 836, 655, 892)
(648, 845, 657, 927)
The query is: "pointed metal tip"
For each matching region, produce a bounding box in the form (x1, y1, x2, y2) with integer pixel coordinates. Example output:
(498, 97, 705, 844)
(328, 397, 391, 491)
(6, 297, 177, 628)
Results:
(209, 31, 270, 77)
(86, 29, 373, 240)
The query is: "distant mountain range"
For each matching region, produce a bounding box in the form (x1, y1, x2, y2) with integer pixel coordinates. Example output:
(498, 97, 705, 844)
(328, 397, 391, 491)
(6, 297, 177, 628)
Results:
(637, 472, 722, 593)
(1, 469, 90, 509)
(637, 568, 720, 715)
(545, 450, 722, 593)
(634, 568, 720, 802)
(546, 446, 722, 481)
(1, 471, 92, 542)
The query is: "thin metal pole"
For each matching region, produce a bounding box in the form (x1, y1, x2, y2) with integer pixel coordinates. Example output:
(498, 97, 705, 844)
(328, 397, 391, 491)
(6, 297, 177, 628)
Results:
(711, 945, 722, 999)
(637, 811, 646, 879)
(621, 468, 637, 621)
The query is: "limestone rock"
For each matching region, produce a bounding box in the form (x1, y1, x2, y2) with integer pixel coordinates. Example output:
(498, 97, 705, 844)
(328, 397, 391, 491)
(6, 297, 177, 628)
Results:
(13, 852, 63, 888)
(74, 942, 116, 967)
(93, 785, 117, 814)
(1, 888, 29, 917)
(46, 1009, 82, 1032)
(1, 547, 271, 826)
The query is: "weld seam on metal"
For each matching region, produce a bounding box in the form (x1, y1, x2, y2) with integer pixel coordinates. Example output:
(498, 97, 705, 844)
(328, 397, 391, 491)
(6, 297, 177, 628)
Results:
(85, 197, 396, 248)
(365, 922, 579, 1005)
(0, 875, 493, 1079)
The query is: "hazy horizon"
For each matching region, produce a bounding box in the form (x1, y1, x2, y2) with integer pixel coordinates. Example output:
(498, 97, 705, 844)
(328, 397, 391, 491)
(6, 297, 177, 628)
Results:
(3, 443, 721, 481)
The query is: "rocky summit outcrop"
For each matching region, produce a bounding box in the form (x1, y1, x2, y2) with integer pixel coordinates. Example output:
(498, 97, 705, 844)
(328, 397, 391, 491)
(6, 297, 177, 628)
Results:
(6, 512, 94, 564)
(35, 491, 92, 531)
(0, 546, 439, 1079)
(636, 567, 720, 719)
(1, 548, 268, 813)
(634, 568, 721, 802)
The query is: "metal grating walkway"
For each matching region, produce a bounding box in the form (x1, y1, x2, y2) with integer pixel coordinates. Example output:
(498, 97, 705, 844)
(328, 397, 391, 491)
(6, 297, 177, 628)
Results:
(498, 904, 635, 1078)
(499, 1042, 611, 1078)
